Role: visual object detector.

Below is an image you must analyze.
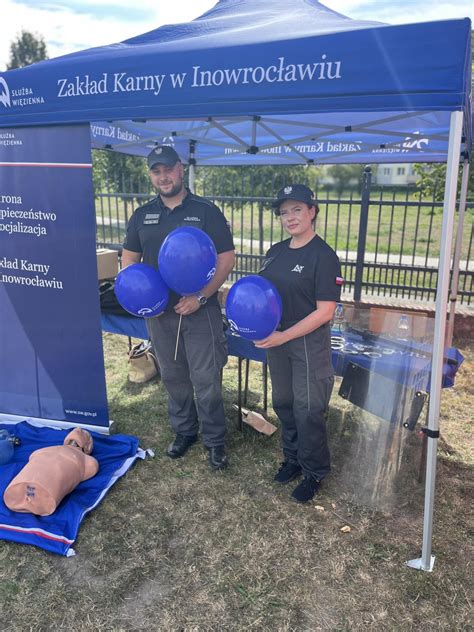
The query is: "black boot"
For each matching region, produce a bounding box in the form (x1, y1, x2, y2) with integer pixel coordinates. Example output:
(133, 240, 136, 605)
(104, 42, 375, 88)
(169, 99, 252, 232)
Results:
(291, 477, 321, 503)
(166, 434, 198, 459)
(273, 460, 302, 485)
(207, 446, 228, 470)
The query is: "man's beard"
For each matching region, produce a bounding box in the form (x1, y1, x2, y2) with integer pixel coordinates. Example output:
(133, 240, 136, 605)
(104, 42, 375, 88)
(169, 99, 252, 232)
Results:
(157, 181, 184, 198)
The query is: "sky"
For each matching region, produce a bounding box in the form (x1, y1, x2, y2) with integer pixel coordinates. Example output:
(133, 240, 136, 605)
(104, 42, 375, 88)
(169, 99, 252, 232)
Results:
(1, 0, 473, 70)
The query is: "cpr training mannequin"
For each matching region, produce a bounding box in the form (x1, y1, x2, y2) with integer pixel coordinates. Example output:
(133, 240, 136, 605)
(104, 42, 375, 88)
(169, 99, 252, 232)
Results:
(3, 427, 99, 516)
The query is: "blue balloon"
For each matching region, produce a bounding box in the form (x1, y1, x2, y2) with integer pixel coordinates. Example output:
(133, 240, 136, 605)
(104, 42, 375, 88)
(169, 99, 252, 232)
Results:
(158, 226, 217, 295)
(115, 263, 169, 318)
(226, 275, 282, 340)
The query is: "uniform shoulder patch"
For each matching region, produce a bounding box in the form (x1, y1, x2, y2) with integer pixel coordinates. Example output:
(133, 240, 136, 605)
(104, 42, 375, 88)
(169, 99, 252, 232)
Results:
(259, 256, 275, 273)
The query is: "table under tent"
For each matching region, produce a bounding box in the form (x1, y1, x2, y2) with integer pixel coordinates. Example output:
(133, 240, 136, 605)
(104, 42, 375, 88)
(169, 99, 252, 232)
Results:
(0, 0, 471, 570)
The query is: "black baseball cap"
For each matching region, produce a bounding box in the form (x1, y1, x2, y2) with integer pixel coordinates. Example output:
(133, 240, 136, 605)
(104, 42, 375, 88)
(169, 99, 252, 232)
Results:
(147, 145, 180, 169)
(272, 184, 316, 213)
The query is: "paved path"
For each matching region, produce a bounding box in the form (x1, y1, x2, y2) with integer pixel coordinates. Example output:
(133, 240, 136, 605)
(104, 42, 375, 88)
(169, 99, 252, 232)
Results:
(232, 237, 473, 271)
(96, 217, 473, 270)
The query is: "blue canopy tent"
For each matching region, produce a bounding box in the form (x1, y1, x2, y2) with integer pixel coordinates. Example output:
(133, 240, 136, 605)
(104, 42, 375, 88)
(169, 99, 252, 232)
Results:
(0, 1, 470, 163)
(0, 0, 471, 572)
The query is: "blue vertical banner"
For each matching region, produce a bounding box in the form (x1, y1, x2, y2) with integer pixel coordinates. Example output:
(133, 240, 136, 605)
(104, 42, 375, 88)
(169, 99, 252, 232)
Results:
(0, 125, 109, 429)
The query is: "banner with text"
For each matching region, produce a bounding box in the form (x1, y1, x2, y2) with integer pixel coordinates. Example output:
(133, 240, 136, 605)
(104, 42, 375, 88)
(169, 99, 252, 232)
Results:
(0, 125, 109, 428)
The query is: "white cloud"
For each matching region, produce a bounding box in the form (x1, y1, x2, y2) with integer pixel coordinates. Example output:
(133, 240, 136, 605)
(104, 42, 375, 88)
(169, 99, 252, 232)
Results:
(327, 0, 473, 24)
(0, 0, 215, 69)
(1, 0, 472, 70)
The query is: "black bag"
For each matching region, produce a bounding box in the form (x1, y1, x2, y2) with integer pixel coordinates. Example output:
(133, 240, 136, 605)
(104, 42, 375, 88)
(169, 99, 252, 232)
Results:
(99, 281, 130, 316)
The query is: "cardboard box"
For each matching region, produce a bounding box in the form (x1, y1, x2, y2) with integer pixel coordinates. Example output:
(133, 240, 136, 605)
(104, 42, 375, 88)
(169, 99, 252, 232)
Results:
(369, 307, 434, 340)
(96, 249, 118, 280)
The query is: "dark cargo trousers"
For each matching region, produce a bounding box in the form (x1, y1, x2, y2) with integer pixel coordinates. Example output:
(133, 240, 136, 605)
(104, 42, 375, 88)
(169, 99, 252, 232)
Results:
(147, 305, 228, 447)
(267, 331, 334, 481)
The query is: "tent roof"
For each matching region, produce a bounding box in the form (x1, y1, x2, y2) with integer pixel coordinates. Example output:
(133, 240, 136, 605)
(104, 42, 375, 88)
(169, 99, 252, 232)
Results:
(0, 0, 471, 164)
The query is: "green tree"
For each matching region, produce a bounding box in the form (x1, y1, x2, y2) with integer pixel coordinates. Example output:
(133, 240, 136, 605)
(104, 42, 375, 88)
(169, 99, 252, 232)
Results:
(92, 150, 150, 196)
(413, 163, 474, 205)
(7, 30, 48, 70)
(413, 164, 446, 202)
(327, 164, 363, 197)
(195, 164, 323, 199)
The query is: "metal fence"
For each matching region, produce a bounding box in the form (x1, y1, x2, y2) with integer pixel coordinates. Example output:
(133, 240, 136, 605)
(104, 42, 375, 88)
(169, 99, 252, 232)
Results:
(95, 166, 473, 305)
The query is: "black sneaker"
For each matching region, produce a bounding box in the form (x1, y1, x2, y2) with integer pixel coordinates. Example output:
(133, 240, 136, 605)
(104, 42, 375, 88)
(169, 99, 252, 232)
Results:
(207, 445, 229, 470)
(291, 477, 321, 503)
(166, 433, 198, 459)
(273, 460, 302, 485)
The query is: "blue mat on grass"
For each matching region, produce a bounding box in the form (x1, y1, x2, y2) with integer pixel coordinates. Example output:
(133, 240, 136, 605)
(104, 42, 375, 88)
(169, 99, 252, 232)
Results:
(0, 421, 144, 556)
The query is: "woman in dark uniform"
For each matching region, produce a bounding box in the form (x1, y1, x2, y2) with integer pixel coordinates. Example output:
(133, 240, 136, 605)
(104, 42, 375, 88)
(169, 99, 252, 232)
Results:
(256, 184, 342, 503)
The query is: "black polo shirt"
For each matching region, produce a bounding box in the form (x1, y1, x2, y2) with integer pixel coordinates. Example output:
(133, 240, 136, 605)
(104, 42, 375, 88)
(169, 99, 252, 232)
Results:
(123, 189, 234, 310)
(259, 235, 341, 328)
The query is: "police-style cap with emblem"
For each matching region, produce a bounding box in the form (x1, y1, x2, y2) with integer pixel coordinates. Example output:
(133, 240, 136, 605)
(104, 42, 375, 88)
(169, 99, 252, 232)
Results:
(272, 184, 316, 214)
(147, 145, 180, 169)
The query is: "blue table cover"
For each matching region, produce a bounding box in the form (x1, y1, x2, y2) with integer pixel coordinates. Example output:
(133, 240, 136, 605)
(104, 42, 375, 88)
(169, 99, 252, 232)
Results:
(101, 313, 463, 392)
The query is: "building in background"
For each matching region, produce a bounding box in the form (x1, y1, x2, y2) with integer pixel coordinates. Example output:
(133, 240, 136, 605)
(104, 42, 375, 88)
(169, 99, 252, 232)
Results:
(374, 163, 418, 187)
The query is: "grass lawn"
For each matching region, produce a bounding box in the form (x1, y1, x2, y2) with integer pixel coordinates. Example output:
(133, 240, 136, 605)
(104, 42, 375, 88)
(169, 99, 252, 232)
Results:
(1, 334, 472, 631)
(95, 192, 473, 262)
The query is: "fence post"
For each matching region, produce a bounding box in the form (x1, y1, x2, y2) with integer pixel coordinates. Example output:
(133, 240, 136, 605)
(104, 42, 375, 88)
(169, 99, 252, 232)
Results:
(354, 165, 372, 301)
(258, 202, 264, 255)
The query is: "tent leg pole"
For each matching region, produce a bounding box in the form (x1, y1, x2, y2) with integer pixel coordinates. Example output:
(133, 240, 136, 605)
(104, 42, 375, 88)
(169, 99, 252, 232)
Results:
(446, 159, 469, 346)
(406, 110, 463, 573)
(188, 140, 196, 193)
(188, 162, 195, 193)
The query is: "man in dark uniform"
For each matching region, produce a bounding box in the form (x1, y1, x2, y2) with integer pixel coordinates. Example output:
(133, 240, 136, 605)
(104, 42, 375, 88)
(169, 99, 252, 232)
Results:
(122, 145, 235, 470)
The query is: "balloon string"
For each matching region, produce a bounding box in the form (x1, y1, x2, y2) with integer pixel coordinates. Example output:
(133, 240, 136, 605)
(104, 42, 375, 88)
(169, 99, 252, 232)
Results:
(174, 314, 182, 361)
